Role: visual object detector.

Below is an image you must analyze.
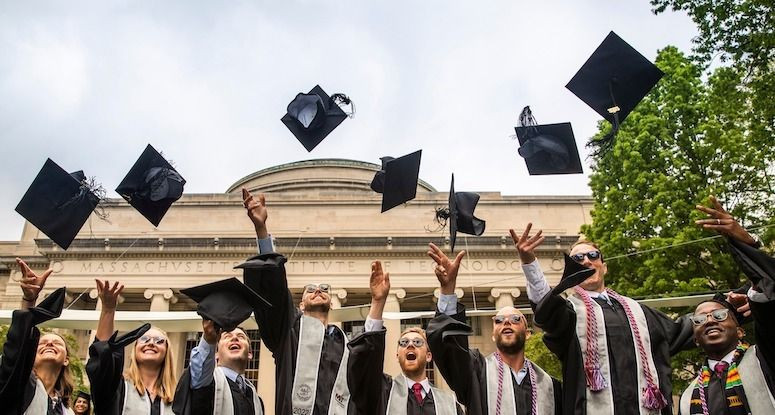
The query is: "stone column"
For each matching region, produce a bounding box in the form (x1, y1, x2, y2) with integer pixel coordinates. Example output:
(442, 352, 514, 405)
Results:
(383, 288, 406, 377)
(489, 287, 522, 333)
(329, 289, 348, 328)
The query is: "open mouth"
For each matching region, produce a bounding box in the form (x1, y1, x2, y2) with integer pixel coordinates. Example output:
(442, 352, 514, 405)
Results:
(704, 327, 722, 336)
(40, 347, 58, 355)
(501, 328, 514, 335)
(142, 347, 159, 355)
(228, 343, 242, 352)
(406, 352, 417, 361)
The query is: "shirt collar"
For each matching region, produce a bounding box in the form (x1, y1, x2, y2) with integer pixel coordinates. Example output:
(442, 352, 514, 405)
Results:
(404, 377, 431, 394)
(510, 366, 529, 385)
(584, 289, 611, 303)
(708, 348, 737, 368)
(220, 366, 241, 382)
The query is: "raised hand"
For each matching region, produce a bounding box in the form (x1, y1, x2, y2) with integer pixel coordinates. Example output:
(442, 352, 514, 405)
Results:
(427, 243, 465, 295)
(509, 223, 545, 264)
(695, 196, 756, 246)
(726, 291, 751, 318)
(17, 258, 52, 304)
(202, 319, 221, 345)
(95, 279, 124, 311)
(242, 188, 269, 238)
(370, 261, 391, 302)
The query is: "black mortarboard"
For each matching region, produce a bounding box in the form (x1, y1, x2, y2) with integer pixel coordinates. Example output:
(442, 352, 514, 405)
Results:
(116, 144, 186, 227)
(705, 293, 746, 325)
(436, 174, 485, 253)
(370, 150, 422, 212)
(29, 287, 66, 325)
(551, 254, 597, 295)
(281, 85, 352, 152)
(566, 31, 663, 154)
(514, 107, 583, 175)
(76, 391, 91, 402)
(180, 277, 271, 332)
(109, 323, 152, 348)
(235, 253, 289, 294)
(15, 159, 100, 250)
(727, 237, 775, 299)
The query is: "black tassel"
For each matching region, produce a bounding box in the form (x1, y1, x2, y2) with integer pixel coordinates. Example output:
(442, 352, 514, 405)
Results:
(330, 93, 355, 118)
(425, 207, 450, 233)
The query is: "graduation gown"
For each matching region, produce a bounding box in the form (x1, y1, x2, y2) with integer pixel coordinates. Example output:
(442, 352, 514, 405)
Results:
(0, 288, 70, 415)
(534, 289, 695, 415)
(679, 240, 775, 414)
(426, 304, 562, 415)
(173, 367, 265, 415)
(86, 324, 173, 415)
(347, 328, 464, 415)
(245, 255, 354, 415)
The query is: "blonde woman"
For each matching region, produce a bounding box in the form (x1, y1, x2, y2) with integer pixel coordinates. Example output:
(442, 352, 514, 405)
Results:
(0, 258, 74, 414)
(86, 279, 177, 414)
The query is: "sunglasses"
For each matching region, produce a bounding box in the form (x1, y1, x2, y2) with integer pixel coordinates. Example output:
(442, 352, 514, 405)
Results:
(304, 284, 331, 293)
(571, 250, 602, 263)
(493, 314, 523, 325)
(398, 338, 425, 348)
(138, 335, 167, 345)
(691, 309, 731, 326)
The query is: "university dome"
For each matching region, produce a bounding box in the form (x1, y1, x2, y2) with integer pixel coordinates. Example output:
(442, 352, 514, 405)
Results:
(226, 158, 437, 195)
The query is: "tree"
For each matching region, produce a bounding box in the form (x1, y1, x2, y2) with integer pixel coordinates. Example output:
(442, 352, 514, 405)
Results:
(525, 332, 562, 379)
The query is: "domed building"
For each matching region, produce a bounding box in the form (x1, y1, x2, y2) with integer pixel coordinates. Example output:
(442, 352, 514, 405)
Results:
(0, 159, 592, 413)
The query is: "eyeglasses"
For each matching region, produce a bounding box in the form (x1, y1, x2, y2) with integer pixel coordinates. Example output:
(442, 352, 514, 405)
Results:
(398, 338, 425, 348)
(571, 250, 602, 263)
(493, 314, 522, 325)
(691, 309, 730, 326)
(138, 335, 167, 345)
(304, 284, 330, 293)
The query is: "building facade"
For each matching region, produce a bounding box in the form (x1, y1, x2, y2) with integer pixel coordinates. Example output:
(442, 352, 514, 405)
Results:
(0, 159, 593, 414)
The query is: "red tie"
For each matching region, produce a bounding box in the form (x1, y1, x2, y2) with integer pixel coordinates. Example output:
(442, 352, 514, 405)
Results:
(714, 361, 729, 378)
(411, 383, 424, 404)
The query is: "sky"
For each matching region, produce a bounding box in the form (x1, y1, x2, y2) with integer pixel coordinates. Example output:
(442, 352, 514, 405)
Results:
(0, 0, 698, 241)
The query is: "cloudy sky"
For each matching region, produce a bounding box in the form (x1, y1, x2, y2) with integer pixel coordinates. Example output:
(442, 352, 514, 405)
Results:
(0, 1, 697, 241)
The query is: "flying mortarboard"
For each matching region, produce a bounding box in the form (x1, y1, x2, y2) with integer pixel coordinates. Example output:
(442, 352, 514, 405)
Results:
(550, 254, 597, 295)
(566, 31, 664, 155)
(514, 106, 583, 175)
(15, 159, 101, 250)
(116, 144, 186, 227)
(281, 85, 354, 152)
(434, 174, 485, 253)
(180, 277, 271, 332)
(370, 150, 422, 212)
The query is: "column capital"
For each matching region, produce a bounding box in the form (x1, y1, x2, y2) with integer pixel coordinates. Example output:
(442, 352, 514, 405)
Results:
(489, 287, 521, 300)
(388, 289, 406, 300)
(331, 288, 348, 301)
(144, 288, 178, 303)
(432, 288, 464, 300)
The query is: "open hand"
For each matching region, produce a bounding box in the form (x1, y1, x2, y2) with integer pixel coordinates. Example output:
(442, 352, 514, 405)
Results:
(370, 261, 391, 302)
(427, 243, 465, 294)
(242, 188, 268, 238)
(95, 279, 124, 310)
(695, 196, 756, 246)
(726, 291, 751, 319)
(17, 258, 52, 302)
(509, 223, 545, 264)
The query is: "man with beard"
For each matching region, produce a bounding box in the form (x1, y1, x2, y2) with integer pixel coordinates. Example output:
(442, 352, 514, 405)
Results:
(237, 189, 353, 415)
(348, 260, 463, 415)
(677, 197, 775, 414)
(426, 243, 562, 415)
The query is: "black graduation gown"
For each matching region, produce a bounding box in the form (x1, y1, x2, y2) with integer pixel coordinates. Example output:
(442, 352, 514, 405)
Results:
(534, 290, 695, 415)
(246, 265, 354, 415)
(347, 328, 465, 415)
(426, 304, 563, 415)
(173, 367, 265, 415)
(0, 288, 66, 415)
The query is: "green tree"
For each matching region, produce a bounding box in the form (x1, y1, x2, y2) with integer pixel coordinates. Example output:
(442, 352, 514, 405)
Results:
(525, 332, 562, 379)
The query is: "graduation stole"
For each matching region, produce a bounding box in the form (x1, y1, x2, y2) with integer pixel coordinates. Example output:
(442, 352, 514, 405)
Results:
(569, 288, 667, 415)
(122, 379, 172, 415)
(484, 352, 554, 415)
(24, 378, 50, 415)
(212, 367, 264, 415)
(291, 315, 351, 415)
(385, 373, 457, 415)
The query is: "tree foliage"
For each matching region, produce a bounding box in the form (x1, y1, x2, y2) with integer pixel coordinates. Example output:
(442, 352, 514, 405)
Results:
(525, 332, 562, 379)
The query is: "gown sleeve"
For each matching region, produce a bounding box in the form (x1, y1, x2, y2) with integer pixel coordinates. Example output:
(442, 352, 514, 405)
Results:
(0, 309, 39, 415)
(346, 328, 391, 415)
(533, 291, 577, 359)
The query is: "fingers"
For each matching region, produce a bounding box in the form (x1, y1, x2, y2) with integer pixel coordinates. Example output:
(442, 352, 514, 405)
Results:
(16, 258, 31, 276)
(241, 188, 251, 202)
(526, 229, 543, 246)
(710, 196, 728, 214)
(509, 229, 519, 245)
(453, 250, 466, 266)
(520, 223, 533, 243)
(427, 249, 443, 265)
(695, 204, 720, 216)
(258, 193, 266, 207)
(39, 269, 53, 286)
(525, 235, 545, 251)
(427, 243, 443, 265)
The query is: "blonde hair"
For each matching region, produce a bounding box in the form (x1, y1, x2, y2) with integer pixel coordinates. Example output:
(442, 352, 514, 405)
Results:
(399, 327, 427, 342)
(36, 332, 75, 408)
(125, 326, 177, 404)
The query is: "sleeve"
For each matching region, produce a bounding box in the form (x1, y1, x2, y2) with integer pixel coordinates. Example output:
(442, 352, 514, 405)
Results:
(426, 304, 482, 408)
(364, 317, 384, 332)
(173, 367, 216, 415)
(347, 328, 390, 415)
(257, 236, 275, 254)
(0, 309, 39, 413)
(643, 306, 695, 355)
(533, 291, 577, 357)
(86, 336, 127, 413)
(436, 294, 459, 316)
(522, 260, 551, 304)
(189, 338, 216, 389)
(249, 258, 299, 354)
(750, 296, 775, 367)
(552, 378, 563, 415)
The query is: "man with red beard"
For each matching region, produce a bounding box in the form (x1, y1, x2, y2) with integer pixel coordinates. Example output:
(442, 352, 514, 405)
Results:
(348, 261, 463, 415)
(426, 243, 561, 415)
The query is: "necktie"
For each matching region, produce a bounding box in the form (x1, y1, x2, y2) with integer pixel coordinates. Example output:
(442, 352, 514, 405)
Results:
(236, 375, 249, 396)
(411, 383, 424, 404)
(714, 361, 729, 378)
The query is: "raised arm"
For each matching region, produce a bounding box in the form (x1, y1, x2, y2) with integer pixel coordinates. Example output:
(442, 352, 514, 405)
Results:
(94, 279, 124, 342)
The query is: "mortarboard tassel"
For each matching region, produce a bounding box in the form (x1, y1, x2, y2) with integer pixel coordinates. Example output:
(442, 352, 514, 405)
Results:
(330, 93, 355, 118)
(59, 175, 110, 221)
(587, 82, 621, 157)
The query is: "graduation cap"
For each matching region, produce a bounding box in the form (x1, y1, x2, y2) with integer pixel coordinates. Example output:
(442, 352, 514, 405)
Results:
(180, 277, 271, 332)
(514, 106, 583, 175)
(281, 85, 353, 152)
(75, 391, 91, 403)
(727, 237, 775, 299)
(370, 150, 422, 212)
(28, 287, 66, 325)
(116, 144, 186, 227)
(434, 174, 485, 253)
(235, 252, 289, 294)
(566, 31, 664, 155)
(15, 159, 100, 250)
(109, 323, 152, 348)
(550, 254, 597, 295)
(703, 293, 747, 325)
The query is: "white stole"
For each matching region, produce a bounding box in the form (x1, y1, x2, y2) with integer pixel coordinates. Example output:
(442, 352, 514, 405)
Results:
(484, 354, 555, 415)
(24, 378, 75, 415)
(122, 379, 172, 415)
(212, 367, 264, 415)
(568, 294, 660, 415)
(291, 315, 351, 415)
(386, 373, 457, 415)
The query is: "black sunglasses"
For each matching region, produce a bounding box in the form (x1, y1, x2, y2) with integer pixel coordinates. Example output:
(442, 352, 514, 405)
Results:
(398, 338, 425, 348)
(571, 250, 602, 263)
(493, 314, 522, 325)
(304, 284, 331, 293)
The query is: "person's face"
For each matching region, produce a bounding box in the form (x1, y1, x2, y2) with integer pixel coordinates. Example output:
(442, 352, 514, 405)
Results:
(73, 397, 89, 414)
(491, 307, 528, 355)
(692, 302, 743, 356)
(570, 244, 607, 291)
(35, 333, 69, 367)
(396, 332, 431, 376)
(300, 283, 332, 313)
(217, 328, 252, 365)
(134, 328, 168, 367)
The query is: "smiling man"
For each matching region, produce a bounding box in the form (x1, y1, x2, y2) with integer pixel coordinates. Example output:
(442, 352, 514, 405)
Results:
(425, 243, 562, 415)
(348, 261, 463, 415)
